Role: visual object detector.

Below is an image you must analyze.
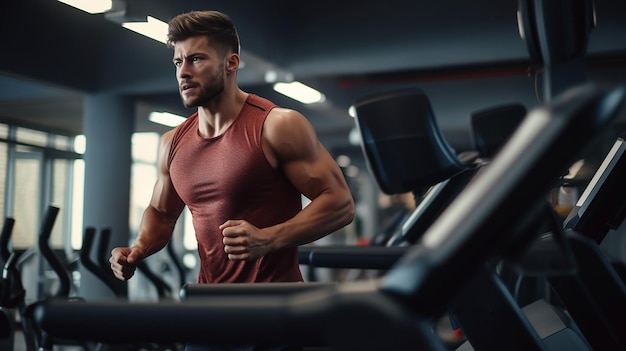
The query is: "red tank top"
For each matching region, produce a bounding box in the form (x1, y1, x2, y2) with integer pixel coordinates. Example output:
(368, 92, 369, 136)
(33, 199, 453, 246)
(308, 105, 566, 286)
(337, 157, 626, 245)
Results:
(168, 94, 304, 283)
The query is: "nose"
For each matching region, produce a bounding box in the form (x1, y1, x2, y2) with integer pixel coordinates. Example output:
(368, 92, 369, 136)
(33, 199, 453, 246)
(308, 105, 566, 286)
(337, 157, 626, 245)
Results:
(177, 60, 191, 80)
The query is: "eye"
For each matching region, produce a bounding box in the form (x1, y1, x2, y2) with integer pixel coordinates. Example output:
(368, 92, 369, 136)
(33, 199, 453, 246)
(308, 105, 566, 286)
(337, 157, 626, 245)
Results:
(173, 60, 182, 67)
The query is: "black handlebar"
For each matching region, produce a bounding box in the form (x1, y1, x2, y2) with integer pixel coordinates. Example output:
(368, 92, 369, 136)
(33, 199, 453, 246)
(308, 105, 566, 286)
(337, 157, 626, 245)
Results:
(0, 217, 15, 263)
(37, 206, 71, 298)
(79, 227, 127, 297)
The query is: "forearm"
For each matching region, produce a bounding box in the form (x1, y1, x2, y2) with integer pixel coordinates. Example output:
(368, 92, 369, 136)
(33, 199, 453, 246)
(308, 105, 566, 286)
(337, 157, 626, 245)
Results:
(133, 206, 178, 259)
(271, 190, 355, 249)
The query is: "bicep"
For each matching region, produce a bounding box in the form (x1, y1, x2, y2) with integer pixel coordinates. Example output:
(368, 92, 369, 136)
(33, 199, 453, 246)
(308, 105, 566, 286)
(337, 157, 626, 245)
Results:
(285, 145, 347, 201)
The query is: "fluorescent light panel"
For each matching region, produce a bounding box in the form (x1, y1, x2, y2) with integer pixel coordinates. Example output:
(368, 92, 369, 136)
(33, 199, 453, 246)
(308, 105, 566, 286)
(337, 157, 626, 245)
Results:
(149, 112, 186, 127)
(57, 0, 112, 14)
(273, 81, 325, 104)
(122, 16, 168, 44)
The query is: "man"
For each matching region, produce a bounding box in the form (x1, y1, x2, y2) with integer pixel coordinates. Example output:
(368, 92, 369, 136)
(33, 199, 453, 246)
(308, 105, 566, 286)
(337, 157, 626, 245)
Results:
(109, 10, 354, 289)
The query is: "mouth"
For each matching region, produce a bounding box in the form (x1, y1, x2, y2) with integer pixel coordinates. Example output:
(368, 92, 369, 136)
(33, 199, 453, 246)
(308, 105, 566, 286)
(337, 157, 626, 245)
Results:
(180, 83, 198, 94)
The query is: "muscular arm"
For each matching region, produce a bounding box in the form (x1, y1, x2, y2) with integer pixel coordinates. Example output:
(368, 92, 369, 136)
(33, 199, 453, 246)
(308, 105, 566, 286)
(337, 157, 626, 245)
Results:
(110, 130, 185, 280)
(135, 130, 186, 258)
(268, 109, 355, 247)
(221, 108, 355, 260)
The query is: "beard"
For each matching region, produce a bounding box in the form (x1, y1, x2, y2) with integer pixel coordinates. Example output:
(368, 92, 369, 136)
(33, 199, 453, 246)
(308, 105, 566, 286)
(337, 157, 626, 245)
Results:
(180, 68, 225, 108)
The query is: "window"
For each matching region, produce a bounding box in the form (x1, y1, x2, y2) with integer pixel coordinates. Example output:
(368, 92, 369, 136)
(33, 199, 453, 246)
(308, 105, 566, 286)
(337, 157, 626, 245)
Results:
(3, 128, 82, 250)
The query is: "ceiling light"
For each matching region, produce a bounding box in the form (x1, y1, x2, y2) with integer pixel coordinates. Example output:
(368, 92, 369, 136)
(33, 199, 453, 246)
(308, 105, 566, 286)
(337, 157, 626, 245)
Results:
(57, 0, 113, 14)
(149, 112, 186, 127)
(273, 81, 325, 104)
(122, 16, 168, 44)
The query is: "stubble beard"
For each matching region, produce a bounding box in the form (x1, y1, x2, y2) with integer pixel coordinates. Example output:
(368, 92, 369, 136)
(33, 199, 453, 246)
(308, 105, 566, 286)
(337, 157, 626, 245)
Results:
(181, 69, 225, 108)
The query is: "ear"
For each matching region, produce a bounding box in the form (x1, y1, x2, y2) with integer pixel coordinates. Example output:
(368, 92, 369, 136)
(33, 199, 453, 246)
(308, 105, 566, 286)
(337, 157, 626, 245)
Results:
(226, 53, 239, 74)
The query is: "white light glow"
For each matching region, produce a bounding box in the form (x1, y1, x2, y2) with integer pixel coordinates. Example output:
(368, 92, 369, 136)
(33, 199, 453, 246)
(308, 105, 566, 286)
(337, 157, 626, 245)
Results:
(336, 155, 351, 168)
(564, 159, 585, 179)
(57, 0, 112, 14)
(348, 127, 361, 146)
(273, 81, 325, 104)
(345, 165, 360, 178)
(348, 105, 357, 118)
(149, 112, 186, 127)
(122, 16, 168, 44)
(265, 70, 278, 83)
(73, 134, 86, 154)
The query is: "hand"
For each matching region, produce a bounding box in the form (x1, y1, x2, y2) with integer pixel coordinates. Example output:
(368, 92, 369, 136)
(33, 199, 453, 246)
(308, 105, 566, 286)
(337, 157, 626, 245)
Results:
(109, 246, 142, 281)
(220, 220, 272, 261)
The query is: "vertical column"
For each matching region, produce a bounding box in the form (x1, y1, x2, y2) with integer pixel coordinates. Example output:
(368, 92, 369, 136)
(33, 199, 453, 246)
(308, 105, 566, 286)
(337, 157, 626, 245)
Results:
(81, 92, 133, 299)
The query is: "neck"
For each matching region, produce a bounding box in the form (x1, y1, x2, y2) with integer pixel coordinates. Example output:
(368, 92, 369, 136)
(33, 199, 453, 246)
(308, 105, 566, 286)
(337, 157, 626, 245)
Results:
(197, 89, 248, 139)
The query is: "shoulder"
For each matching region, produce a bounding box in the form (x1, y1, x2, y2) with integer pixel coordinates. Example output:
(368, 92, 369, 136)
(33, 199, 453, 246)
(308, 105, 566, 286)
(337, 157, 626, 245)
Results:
(156, 129, 177, 167)
(264, 107, 315, 137)
(161, 113, 196, 149)
(246, 93, 276, 112)
(157, 127, 183, 169)
(160, 128, 176, 145)
(263, 108, 319, 161)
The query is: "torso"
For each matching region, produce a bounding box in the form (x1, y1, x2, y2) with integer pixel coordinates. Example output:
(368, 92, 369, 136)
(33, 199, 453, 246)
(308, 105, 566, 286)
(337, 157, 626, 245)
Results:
(167, 94, 304, 283)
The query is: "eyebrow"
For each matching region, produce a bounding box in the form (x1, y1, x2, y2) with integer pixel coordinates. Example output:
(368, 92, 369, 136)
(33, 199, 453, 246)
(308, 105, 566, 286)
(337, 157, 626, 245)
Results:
(172, 52, 204, 62)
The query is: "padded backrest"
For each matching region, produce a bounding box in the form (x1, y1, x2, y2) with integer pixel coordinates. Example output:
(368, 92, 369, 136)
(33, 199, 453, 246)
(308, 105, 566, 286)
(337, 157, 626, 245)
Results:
(354, 88, 466, 195)
(469, 103, 527, 159)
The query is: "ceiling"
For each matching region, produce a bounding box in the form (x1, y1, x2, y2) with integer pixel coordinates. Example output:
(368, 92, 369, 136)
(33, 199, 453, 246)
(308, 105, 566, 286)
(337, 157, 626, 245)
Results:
(1, 0, 626, 170)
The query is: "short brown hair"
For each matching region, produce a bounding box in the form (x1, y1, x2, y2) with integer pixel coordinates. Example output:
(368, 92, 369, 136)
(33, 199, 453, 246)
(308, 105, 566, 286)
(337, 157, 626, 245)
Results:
(167, 10, 240, 55)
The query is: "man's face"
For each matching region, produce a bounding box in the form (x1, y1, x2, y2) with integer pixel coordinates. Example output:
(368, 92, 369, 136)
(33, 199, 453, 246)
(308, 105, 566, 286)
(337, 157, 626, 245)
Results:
(172, 36, 225, 108)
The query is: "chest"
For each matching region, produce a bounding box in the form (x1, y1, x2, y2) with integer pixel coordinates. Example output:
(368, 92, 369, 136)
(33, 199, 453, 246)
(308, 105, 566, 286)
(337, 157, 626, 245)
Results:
(170, 133, 271, 204)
